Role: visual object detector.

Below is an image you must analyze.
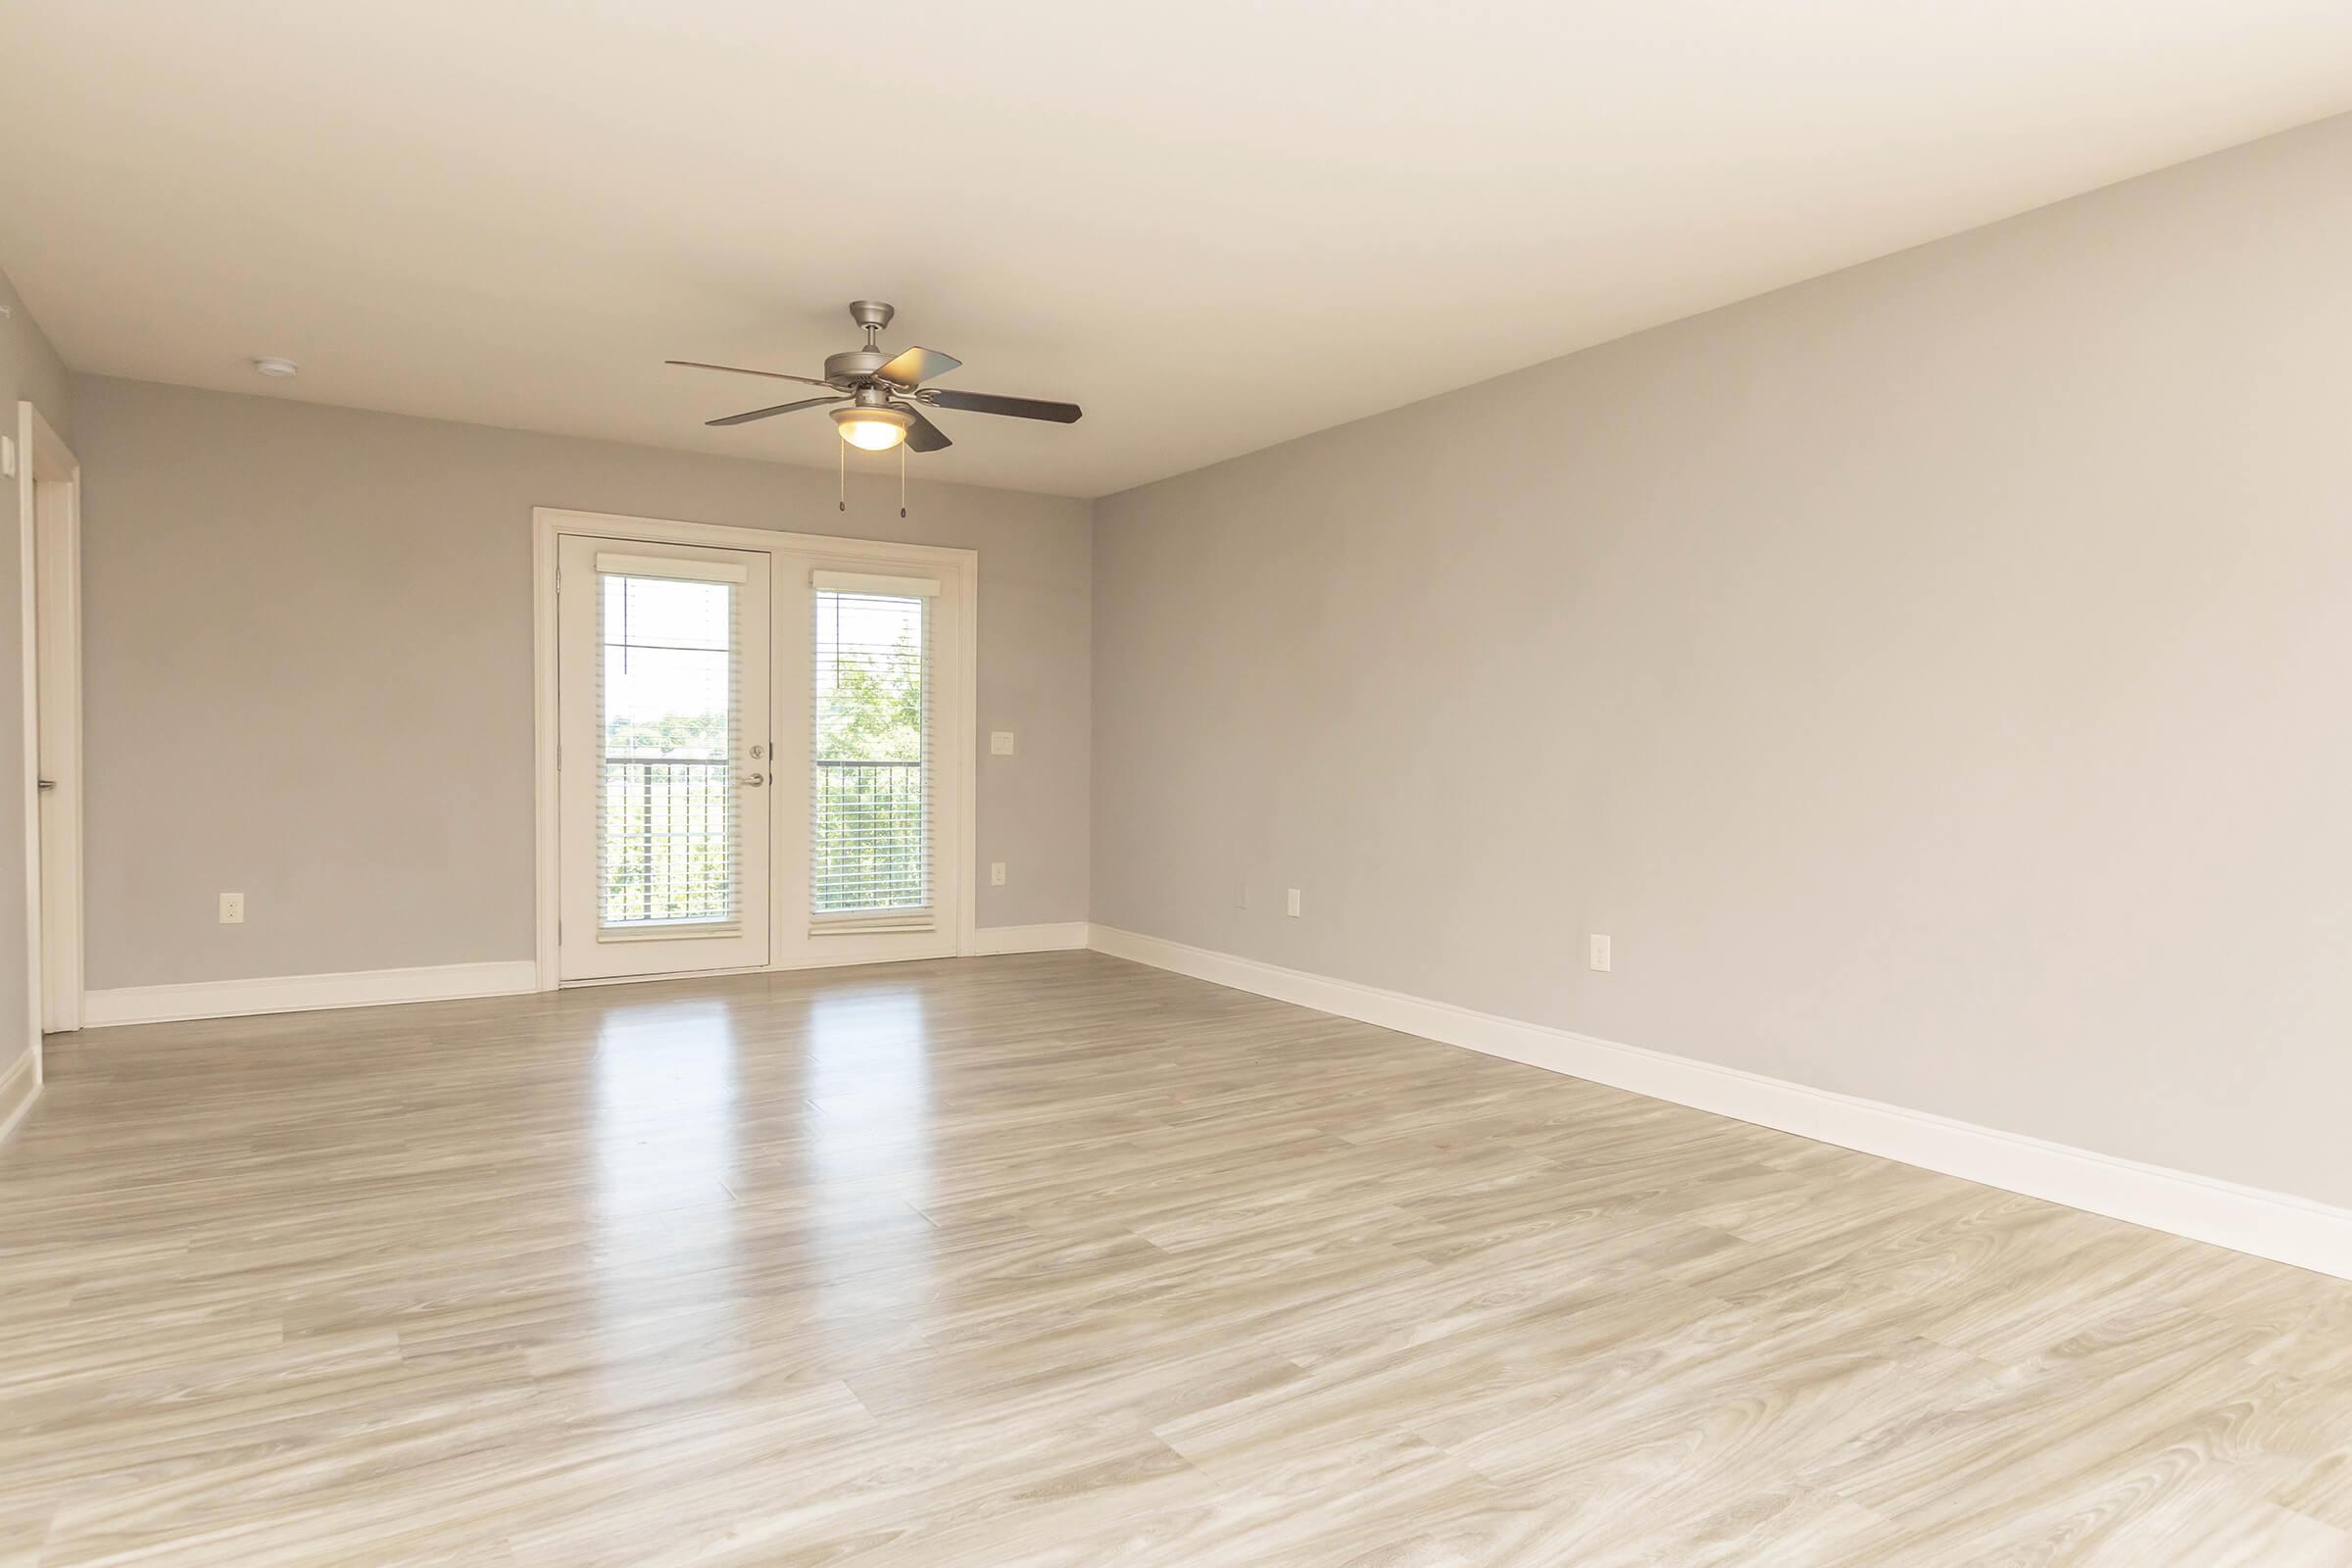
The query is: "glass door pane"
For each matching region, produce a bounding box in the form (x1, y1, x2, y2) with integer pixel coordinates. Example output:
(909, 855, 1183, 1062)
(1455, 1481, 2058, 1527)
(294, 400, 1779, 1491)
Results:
(600, 571, 740, 931)
(810, 590, 930, 920)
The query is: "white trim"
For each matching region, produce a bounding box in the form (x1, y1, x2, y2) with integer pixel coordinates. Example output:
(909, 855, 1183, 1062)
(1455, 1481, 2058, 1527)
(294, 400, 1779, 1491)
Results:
(956, 556, 979, 956)
(532, 514, 562, 990)
(969, 921, 1092, 955)
(0, 1046, 36, 1145)
(82, 961, 540, 1028)
(537, 508, 976, 569)
(13, 405, 36, 1070)
(532, 508, 981, 992)
(1086, 924, 2352, 1283)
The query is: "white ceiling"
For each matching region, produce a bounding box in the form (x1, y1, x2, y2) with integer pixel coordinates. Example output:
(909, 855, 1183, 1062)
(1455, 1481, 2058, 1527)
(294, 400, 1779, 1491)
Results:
(2, 3, 2348, 498)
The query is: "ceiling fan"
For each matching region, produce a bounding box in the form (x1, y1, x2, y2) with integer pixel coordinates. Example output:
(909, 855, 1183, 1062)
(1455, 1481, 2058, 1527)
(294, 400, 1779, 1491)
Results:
(668, 301, 1082, 454)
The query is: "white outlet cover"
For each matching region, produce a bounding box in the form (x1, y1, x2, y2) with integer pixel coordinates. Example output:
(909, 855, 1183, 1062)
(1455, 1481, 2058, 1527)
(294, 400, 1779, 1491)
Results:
(0, 435, 15, 479)
(220, 892, 246, 924)
(1286, 888, 1302, 917)
(1589, 934, 1611, 971)
(990, 861, 1006, 886)
(990, 731, 1015, 756)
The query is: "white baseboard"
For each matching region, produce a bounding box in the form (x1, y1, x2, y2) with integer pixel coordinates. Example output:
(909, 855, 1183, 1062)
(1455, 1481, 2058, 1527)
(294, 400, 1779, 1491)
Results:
(1087, 924, 2352, 1282)
(82, 960, 541, 1028)
(969, 922, 1093, 956)
(0, 1048, 36, 1144)
(80, 933, 1091, 1025)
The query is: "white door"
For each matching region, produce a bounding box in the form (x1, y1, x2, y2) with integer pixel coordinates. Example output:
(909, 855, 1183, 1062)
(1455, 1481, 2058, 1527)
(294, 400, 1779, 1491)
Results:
(770, 564, 964, 968)
(32, 451, 83, 1033)
(557, 537, 771, 980)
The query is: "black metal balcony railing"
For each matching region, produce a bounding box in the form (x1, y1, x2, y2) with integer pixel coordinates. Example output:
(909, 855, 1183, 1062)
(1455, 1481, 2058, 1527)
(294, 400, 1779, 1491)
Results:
(813, 759, 926, 913)
(600, 758, 731, 926)
(596, 757, 928, 925)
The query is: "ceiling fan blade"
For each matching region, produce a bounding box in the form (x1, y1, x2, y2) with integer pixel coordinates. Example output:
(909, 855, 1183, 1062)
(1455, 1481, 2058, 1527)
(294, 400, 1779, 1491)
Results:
(904, 407, 953, 453)
(923, 390, 1082, 423)
(707, 395, 845, 426)
(875, 345, 962, 387)
(667, 359, 837, 391)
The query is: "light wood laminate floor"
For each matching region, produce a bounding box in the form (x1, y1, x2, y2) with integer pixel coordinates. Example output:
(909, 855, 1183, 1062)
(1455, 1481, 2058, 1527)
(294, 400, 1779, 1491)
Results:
(5, 952, 2352, 1566)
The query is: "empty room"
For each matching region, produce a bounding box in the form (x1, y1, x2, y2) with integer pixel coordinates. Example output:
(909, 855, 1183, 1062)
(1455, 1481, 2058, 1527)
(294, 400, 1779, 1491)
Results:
(4, 3, 2351, 1562)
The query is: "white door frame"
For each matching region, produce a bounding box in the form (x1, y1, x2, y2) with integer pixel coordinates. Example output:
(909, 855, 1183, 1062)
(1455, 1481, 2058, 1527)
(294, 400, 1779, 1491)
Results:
(17, 399, 83, 1055)
(531, 507, 980, 991)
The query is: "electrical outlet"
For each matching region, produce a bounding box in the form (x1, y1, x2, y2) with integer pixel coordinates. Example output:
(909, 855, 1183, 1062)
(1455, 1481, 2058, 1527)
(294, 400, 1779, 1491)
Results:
(990, 861, 1006, 886)
(1589, 934, 1611, 972)
(220, 892, 246, 925)
(1286, 888, 1302, 918)
(990, 731, 1014, 756)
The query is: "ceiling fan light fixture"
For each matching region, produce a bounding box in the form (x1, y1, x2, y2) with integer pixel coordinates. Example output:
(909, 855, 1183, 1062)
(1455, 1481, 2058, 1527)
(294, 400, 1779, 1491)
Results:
(675, 304, 1079, 456)
(832, 404, 912, 451)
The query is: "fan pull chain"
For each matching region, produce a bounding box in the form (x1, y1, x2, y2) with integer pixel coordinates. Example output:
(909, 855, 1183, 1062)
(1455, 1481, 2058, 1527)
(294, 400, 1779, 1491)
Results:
(837, 438, 847, 513)
(900, 443, 908, 519)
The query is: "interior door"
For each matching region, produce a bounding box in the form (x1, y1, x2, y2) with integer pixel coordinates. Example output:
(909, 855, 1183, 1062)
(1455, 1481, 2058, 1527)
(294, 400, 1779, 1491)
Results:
(557, 537, 771, 980)
(33, 463, 82, 1033)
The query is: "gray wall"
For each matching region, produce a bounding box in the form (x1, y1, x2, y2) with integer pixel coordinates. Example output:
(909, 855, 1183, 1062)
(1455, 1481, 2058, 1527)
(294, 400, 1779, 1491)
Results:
(74, 377, 1090, 988)
(1093, 113, 2352, 1207)
(0, 268, 74, 1083)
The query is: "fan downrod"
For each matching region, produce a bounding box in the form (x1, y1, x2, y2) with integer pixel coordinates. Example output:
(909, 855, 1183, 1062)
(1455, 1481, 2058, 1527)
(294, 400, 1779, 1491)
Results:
(848, 299, 895, 348)
(827, 300, 899, 371)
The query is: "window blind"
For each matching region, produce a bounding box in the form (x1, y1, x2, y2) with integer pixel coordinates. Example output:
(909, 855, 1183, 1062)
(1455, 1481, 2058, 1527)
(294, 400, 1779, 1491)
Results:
(596, 563, 743, 935)
(810, 578, 934, 928)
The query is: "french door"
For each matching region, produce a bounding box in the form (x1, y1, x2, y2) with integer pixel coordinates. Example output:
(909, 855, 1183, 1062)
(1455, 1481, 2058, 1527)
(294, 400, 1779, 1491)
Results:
(550, 519, 966, 983)
(773, 566, 955, 968)
(557, 537, 771, 980)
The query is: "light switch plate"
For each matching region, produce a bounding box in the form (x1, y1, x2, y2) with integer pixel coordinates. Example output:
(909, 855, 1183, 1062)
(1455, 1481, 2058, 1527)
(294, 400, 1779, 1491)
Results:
(990, 731, 1014, 756)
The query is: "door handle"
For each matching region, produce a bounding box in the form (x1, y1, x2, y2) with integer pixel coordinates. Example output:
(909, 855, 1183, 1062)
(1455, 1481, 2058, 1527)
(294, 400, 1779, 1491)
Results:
(740, 772, 766, 787)
(36, 779, 55, 792)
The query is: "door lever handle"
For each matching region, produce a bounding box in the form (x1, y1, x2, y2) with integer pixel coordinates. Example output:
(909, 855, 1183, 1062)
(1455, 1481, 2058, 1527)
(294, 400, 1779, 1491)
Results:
(739, 772, 766, 787)
(37, 779, 56, 792)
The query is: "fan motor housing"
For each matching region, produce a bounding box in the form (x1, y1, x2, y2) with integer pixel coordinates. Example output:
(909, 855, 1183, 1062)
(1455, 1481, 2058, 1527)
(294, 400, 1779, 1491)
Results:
(822, 347, 890, 384)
